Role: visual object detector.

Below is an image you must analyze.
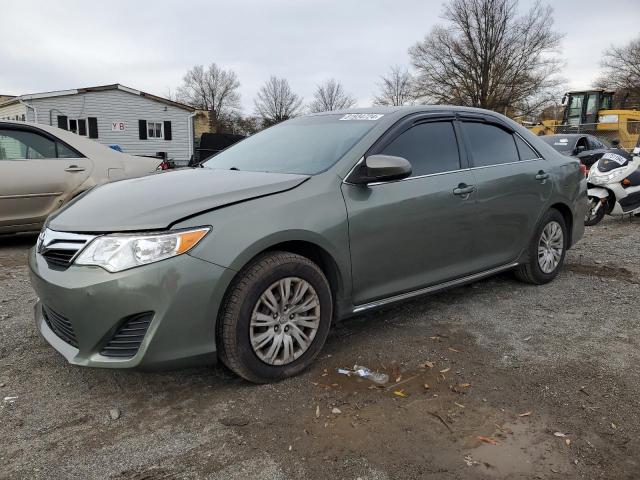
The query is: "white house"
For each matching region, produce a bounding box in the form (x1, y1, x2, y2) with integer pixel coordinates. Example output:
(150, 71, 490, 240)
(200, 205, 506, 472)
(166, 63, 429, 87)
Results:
(0, 84, 195, 164)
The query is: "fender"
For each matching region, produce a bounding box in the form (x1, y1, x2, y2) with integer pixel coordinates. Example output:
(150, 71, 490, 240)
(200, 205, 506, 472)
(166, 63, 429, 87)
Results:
(587, 187, 610, 199)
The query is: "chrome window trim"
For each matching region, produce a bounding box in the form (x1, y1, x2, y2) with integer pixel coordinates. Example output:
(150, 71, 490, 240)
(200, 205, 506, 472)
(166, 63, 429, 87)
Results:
(467, 158, 543, 171)
(352, 262, 518, 313)
(342, 156, 468, 187)
(342, 156, 365, 185)
(342, 131, 545, 186)
(367, 168, 470, 186)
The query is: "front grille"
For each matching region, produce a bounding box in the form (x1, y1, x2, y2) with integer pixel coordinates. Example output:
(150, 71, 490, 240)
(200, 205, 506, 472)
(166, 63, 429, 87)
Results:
(100, 312, 153, 358)
(37, 229, 95, 270)
(42, 247, 80, 268)
(42, 305, 78, 348)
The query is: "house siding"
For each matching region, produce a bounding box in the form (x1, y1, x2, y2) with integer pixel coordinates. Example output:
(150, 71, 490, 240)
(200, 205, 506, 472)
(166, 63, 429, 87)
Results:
(17, 89, 193, 163)
(0, 102, 26, 121)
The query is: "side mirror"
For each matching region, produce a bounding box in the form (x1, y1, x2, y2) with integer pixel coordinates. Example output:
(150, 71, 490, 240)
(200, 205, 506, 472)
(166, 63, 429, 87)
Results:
(347, 154, 412, 185)
(576, 145, 586, 154)
(611, 139, 620, 147)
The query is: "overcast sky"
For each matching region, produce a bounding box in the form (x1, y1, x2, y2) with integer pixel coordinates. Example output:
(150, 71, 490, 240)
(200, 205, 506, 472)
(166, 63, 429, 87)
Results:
(1, 0, 639, 111)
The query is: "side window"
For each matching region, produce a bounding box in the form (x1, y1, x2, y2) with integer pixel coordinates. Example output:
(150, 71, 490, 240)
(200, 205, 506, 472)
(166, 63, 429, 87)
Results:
(57, 142, 80, 158)
(462, 122, 518, 167)
(514, 135, 540, 161)
(576, 137, 589, 152)
(380, 121, 461, 176)
(0, 129, 56, 160)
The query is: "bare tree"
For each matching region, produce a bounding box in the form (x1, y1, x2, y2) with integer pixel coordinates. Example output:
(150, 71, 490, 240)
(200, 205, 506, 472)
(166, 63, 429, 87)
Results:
(227, 114, 262, 136)
(595, 36, 640, 97)
(372, 66, 415, 106)
(177, 63, 241, 133)
(254, 76, 303, 126)
(409, 0, 563, 117)
(309, 79, 356, 112)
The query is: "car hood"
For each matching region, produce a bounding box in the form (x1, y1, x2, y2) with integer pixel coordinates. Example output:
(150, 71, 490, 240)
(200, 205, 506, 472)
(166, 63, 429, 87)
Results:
(48, 168, 309, 232)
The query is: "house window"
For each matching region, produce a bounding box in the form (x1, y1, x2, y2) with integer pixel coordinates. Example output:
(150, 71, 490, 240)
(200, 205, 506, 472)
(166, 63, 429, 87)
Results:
(68, 118, 88, 136)
(147, 122, 163, 139)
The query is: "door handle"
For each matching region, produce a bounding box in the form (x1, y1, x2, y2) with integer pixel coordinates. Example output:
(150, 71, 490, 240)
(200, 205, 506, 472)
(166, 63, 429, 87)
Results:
(453, 183, 476, 196)
(65, 165, 85, 172)
(535, 170, 549, 181)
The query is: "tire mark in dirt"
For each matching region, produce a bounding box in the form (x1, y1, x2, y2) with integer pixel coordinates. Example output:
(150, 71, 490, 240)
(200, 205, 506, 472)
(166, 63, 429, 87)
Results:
(565, 263, 639, 284)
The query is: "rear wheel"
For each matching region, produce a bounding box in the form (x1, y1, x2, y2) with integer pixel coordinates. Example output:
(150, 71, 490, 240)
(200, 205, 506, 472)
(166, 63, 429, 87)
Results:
(585, 196, 605, 226)
(217, 251, 332, 383)
(515, 209, 567, 285)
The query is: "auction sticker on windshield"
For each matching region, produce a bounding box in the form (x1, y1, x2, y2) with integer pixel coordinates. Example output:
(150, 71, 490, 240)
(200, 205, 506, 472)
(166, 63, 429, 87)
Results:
(340, 113, 384, 121)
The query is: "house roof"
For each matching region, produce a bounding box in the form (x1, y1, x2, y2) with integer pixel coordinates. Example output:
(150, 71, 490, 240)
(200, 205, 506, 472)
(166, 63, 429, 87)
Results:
(0, 84, 194, 111)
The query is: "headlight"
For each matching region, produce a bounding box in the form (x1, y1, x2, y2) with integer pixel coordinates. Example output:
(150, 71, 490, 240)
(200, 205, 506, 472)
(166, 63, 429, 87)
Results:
(75, 227, 210, 272)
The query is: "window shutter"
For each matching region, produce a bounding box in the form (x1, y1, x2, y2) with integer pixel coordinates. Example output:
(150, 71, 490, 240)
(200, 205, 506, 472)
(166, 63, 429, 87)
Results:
(139, 120, 147, 140)
(78, 119, 87, 136)
(88, 117, 99, 138)
(163, 121, 172, 140)
(57, 115, 68, 130)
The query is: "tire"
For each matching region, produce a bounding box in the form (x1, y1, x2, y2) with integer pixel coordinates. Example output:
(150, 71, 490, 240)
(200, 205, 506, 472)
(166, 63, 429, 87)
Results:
(514, 209, 567, 285)
(584, 196, 605, 226)
(217, 251, 332, 383)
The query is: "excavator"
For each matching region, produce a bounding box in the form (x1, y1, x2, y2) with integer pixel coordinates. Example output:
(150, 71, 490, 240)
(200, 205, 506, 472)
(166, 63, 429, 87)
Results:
(529, 89, 640, 150)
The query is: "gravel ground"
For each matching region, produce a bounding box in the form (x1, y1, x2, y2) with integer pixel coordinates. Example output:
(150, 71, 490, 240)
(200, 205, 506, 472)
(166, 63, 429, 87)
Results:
(1, 216, 639, 479)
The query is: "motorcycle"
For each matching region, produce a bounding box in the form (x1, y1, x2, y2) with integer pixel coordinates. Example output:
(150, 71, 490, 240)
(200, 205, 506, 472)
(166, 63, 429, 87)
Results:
(585, 150, 640, 226)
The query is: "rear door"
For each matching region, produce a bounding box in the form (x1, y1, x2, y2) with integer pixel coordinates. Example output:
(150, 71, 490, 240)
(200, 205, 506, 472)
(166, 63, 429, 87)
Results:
(342, 116, 481, 306)
(459, 118, 552, 269)
(0, 127, 92, 229)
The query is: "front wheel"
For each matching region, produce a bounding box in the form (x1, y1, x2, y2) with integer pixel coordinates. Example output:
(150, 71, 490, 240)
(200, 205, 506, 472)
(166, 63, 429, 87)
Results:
(515, 209, 567, 285)
(585, 196, 605, 226)
(217, 251, 332, 383)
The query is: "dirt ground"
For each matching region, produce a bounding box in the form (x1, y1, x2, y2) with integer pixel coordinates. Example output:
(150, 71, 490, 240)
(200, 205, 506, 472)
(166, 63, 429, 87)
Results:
(1, 217, 639, 480)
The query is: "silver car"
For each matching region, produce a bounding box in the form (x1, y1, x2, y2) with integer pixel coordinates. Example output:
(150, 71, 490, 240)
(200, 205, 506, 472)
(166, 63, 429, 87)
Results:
(0, 121, 161, 234)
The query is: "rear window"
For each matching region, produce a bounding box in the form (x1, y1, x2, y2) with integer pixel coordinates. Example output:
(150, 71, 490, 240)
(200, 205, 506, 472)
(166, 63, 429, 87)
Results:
(462, 122, 518, 167)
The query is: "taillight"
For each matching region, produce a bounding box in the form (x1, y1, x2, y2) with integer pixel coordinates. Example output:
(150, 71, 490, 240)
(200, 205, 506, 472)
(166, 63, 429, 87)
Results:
(579, 164, 588, 176)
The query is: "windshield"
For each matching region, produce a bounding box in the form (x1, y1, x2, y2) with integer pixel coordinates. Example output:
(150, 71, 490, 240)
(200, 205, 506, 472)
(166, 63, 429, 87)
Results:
(597, 152, 630, 172)
(202, 114, 378, 174)
(541, 136, 576, 153)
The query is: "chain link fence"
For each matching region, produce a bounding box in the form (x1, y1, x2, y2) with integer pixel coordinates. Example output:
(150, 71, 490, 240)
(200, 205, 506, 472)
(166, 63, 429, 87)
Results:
(551, 120, 640, 151)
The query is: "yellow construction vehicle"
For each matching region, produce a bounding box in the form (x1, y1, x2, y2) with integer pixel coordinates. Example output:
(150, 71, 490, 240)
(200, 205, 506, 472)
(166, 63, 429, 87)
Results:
(529, 89, 640, 150)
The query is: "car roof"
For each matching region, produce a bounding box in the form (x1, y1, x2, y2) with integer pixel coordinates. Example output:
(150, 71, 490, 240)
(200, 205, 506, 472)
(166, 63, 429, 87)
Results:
(541, 134, 587, 140)
(308, 104, 512, 118)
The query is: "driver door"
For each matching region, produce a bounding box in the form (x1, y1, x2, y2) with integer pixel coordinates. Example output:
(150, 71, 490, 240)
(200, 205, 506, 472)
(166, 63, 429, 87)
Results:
(0, 127, 91, 229)
(341, 117, 480, 306)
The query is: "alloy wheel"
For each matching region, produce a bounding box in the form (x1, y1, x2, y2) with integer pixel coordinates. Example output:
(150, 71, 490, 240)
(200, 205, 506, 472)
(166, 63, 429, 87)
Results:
(249, 277, 321, 366)
(537, 221, 564, 274)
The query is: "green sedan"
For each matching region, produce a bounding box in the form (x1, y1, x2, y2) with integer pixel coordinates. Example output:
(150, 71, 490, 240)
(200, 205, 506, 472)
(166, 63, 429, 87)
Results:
(29, 106, 587, 382)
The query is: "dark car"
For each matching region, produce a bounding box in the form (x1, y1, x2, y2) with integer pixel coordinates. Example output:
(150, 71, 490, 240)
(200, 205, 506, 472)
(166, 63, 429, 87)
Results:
(540, 134, 628, 170)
